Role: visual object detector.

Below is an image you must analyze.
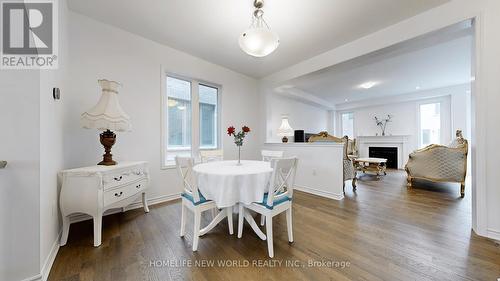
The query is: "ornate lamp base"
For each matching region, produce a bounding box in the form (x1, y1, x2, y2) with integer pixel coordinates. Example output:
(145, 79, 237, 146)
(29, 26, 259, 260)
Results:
(98, 129, 117, 165)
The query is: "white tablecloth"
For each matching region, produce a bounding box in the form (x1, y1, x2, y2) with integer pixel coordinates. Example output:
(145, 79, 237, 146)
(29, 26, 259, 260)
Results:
(193, 160, 273, 208)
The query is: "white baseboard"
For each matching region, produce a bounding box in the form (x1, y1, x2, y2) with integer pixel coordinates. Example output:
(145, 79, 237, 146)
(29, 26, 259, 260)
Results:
(21, 231, 62, 281)
(294, 184, 344, 200)
(21, 274, 42, 281)
(41, 231, 62, 281)
(69, 192, 181, 223)
(487, 228, 500, 242)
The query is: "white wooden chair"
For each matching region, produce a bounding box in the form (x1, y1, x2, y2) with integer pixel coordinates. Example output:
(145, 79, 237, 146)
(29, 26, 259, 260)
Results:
(238, 157, 298, 258)
(199, 150, 224, 218)
(260, 149, 284, 226)
(200, 150, 224, 163)
(176, 156, 221, 251)
(261, 150, 284, 162)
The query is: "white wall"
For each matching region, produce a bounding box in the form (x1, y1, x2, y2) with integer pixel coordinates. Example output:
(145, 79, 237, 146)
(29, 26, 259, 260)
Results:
(39, 0, 69, 278)
(261, 0, 500, 240)
(65, 12, 261, 204)
(265, 93, 329, 142)
(0, 71, 41, 281)
(333, 91, 470, 154)
(0, 0, 69, 279)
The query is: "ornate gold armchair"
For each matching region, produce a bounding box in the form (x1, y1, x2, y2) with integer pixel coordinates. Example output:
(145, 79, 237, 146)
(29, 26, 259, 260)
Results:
(308, 132, 357, 191)
(405, 130, 468, 197)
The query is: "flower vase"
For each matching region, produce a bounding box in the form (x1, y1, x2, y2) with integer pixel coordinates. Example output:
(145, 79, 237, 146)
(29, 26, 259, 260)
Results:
(237, 146, 242, 165)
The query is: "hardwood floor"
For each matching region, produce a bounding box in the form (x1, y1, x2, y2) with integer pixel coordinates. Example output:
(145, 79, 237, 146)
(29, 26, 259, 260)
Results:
(49, 170, 500, 281)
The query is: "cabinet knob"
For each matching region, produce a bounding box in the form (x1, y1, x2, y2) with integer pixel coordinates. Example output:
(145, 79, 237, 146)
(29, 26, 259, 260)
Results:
(136, 184, 141, 189)
(114, 176, 123, 181)
(114, 191, 123, 197)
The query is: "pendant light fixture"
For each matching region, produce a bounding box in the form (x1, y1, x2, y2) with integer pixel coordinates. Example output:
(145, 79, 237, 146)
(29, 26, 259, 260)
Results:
(239, 0, 279, 57)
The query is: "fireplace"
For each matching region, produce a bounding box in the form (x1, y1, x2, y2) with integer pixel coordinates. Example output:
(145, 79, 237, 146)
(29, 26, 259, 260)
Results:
(369, 147, 398, 169)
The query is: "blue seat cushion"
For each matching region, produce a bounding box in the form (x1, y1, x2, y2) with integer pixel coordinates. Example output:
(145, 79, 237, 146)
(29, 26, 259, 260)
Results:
(258, 192, 291, 209)
(181, 191, 208, 205)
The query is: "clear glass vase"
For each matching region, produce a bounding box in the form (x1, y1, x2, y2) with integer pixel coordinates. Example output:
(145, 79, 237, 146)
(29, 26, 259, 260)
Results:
(237, 146, 242, 165)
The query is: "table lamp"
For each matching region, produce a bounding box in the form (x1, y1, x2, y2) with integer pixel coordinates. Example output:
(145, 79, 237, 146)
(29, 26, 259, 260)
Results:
(277, 115, 294, 143)
(81, 79, 131, 165)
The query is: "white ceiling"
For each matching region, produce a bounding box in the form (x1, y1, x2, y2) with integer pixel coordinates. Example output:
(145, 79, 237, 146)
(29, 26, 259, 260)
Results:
(286, 22, 473, 105)
(67, 0, 449, 78)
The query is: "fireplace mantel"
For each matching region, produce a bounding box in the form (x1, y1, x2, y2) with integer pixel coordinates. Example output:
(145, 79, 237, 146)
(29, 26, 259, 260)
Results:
(357, 135, 411, 169)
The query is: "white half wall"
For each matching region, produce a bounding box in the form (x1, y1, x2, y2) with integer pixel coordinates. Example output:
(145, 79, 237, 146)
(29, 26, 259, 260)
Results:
(65, 12, 261, 205)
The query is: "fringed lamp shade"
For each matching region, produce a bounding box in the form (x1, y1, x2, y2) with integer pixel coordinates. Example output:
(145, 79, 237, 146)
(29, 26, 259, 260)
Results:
(81, 79, 131, 132)
(81, 79, 131, 165)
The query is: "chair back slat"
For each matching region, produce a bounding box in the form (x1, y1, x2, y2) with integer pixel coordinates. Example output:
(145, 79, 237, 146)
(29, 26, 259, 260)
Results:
(266, 157, 298, 207)
(261, 150, 284, 162)
(200, 150, 224, 163)
(175, 156, 201, 202)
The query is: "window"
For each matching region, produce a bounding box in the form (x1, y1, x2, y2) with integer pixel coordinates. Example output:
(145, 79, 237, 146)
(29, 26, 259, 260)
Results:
(199, 84, 218, 149)
(341, 112, 354, 138)
(419, 102, 441, 148)
(167, 77, 192, 149)
(163, 75, 220, 166)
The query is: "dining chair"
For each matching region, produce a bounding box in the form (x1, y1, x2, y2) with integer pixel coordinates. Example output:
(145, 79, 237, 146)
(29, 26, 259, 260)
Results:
(260, 149, 285, 226)
(261, 150, 284, 162)
(200, 150, 224, 163)
(175, 156, 220, 251)
(238, 157, 298, 258)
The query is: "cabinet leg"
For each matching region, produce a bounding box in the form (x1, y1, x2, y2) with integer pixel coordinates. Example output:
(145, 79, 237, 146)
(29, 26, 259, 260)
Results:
(142, 192, 150, 213)
(93, 215, 102, 247)
(60, 215, 70, 246)
(460, 182, 465, 198)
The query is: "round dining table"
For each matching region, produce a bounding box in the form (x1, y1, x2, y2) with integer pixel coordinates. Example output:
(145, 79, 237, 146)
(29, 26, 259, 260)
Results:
(193, 160, 273, 240)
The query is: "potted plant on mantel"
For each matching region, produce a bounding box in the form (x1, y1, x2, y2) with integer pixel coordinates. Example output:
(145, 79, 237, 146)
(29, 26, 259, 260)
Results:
(227, 125, 251, 165)
(374, 115, 392, 136)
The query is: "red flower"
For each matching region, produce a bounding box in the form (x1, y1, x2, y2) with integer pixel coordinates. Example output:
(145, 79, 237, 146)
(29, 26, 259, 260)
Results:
(227, 126, 236, 136)
(242, 126, 251, 133)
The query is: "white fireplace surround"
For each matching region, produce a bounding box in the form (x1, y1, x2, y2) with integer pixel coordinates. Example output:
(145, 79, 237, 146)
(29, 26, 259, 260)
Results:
(357, 135, 411, 169)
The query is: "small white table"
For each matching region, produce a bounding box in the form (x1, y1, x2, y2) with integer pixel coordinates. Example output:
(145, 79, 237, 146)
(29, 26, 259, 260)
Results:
(193, 160, 273, 240)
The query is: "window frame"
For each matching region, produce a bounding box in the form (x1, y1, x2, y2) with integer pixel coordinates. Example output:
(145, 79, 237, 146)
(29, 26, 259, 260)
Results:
(339, 111, 355, 138)
(161, 70, 222, 169)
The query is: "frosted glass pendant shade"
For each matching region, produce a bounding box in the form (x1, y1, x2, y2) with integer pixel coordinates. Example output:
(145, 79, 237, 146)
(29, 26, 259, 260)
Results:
(239, 27, 279, 57)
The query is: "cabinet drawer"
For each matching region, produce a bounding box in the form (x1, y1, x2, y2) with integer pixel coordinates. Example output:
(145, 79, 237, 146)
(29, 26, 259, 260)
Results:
(103, 167, 147, 189)
(103, 178, 147, 206)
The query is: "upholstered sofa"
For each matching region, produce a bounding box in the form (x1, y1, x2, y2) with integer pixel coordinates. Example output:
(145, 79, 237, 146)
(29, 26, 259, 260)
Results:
(308, 132, 357, 191)
(405, 130, 468, 197)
